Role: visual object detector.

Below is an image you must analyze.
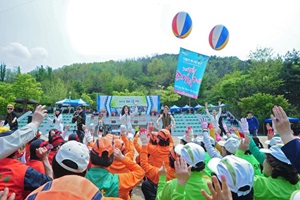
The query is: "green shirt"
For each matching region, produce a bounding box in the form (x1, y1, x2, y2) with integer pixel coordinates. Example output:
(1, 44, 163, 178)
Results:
(235, 149, 262, 176)
(204, 152, 212, 177)
(85, 167, 119, 197)
(156, 171, 211, 200)
(248, 134, 265, 165)
(254, 175, 300, 200)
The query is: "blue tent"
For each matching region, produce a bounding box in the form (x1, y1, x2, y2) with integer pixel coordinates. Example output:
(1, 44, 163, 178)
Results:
(170, 105, 181, 112)
(194, 104, 203, 110)
(264, 117, 300, 123)
(181, 104, 192, 111)
(56, 98, 90, 106)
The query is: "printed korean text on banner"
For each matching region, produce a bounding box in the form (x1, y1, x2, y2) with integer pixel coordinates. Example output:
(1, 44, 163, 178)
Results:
(97, 95, 160, 116)
(174, 47, 210, 99)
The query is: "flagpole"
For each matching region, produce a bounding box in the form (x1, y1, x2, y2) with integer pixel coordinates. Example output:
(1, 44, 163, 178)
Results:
(189, 98, 191, 114)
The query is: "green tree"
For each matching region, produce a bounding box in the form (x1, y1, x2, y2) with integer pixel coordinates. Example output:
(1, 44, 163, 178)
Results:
(0, 82, 15, 115)
(238, 93, 290, 131)
(154, 85, 181, 106)
(81, 93, 94, 108)
(41, 77, 68, 105)
(12, 74, 43, 110)
(279, 49, 300, 110)
(0, 63, 6, 82)
(112, 89, 145, 96)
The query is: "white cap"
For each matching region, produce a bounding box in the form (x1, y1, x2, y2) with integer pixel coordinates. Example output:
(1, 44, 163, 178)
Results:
(55, 141, 90, 173)
(290, 190, 300, 200)
(120, 125, 126, 132)
(178, 135, 192, 143)
(127, 132, 134, 141)
(218, 137, 240, 154)
(208, 155, 254, 197)
(264, 137, 283, 146)
(260, 144, 291, 165)
(192, 136, 203, 145)
(181, 143, 205, 167)
(174, 144, 184, 155)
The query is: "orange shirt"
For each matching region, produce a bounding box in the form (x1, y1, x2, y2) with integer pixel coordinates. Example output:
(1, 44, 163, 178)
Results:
(148, 145, 170, 168)
(118, 157, 145, 200)
(140, 146, 175, 184)
(0, 158, 28, 200)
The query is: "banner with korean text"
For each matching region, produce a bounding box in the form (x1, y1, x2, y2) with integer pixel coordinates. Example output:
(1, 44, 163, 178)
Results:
(174, 47, 210, 99)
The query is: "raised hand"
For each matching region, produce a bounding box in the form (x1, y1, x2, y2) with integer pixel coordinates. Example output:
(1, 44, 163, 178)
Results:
(271, 106, 294, 144)
(114, 148, 125, 161)
(31, 105, 47, 127)
(139, 128, 150, 146)
(201, 175, 232, 200)
(238, 118, 249, 133)
(200, 118, 208, 130)
(158, 162, 166, 176)
(175, 157, 191, 186)
(271, 106, 291, 136)
(238, 134, 250, 152)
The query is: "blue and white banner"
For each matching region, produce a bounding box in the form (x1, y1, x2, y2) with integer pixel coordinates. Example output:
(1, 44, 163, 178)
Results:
(174, 47, 210, 99)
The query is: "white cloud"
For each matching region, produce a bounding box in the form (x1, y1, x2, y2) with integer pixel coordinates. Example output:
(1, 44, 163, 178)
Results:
(0, 42, 48, 72)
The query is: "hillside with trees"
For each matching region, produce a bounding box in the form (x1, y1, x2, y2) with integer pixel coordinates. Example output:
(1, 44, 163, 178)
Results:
(0, 47, 299, 130)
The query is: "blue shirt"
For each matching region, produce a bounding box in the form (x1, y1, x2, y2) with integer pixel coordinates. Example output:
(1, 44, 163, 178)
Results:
(24, 167, 52, 191)
(247, 116, 259, 130)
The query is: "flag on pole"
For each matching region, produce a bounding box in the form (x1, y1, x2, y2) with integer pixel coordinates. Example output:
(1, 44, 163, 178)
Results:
(174, 47, 210, 99)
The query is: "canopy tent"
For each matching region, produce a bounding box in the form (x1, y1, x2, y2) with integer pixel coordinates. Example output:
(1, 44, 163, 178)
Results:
(170, 105, 182, 112)
(56, 98, 90, 107)
(194, 104, 203, 110)
(181, 104, 192, 111)
(208, 104, 216, 108)
(264, 117, 300, 123)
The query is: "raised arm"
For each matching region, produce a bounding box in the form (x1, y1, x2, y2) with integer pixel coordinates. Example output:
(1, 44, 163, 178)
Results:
(0, 105, 47, 160)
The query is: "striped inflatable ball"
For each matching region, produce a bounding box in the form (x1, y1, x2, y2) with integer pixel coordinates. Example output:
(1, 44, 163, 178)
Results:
(209, 25, 229, 50)
(172, 11, 192, 39)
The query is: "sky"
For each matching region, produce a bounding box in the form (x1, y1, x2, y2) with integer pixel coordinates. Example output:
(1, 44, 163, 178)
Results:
(0, 0, 300, 73)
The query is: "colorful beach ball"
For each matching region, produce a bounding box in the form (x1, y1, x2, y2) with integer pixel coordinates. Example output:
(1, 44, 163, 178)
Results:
(172, 11, 192, 39)
(209, 25, 229, 50)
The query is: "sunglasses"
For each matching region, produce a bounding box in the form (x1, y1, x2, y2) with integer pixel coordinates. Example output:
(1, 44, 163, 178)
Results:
(7, 108, 13, 110)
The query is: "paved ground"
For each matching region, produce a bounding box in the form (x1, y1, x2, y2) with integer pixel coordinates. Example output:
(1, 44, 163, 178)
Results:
(131, 135, 268, 200)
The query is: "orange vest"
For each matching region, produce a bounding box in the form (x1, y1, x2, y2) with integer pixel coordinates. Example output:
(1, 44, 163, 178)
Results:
(0, 158, 28, 200)
(26, 160, 45, 174)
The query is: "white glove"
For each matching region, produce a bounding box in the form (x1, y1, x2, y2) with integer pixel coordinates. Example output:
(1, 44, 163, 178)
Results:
(239, 118, 249, 133)
(139, 128, 150, 146)
(84, 130, 93, 143)
(200, 118, 208, 130)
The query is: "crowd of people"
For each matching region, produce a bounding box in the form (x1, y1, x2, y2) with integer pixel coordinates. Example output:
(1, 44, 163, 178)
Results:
(0, 102, 300, 200)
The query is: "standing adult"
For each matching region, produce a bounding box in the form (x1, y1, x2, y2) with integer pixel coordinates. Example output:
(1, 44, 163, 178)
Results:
(47, 109, 63, 132)
(246, 111, 259, 136)
(4, 104, 18, 132)
(71, 106, 86, 143)
(120, 104, 137, 133)
(205, 101, 222, 133)
(156, 106, 176, 133)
